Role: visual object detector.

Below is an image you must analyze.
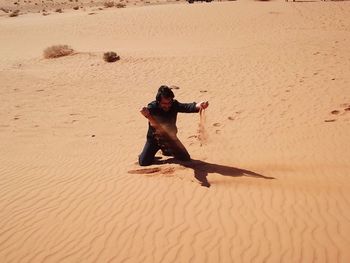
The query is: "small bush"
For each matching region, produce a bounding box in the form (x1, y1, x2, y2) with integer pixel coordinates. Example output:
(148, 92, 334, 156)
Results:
(116, 3, 126, 7)
(103, 52, 120, 63)
(43, 45, 74, 59)
(1, 7, 10, 13)
(9, 10, 19, 17)
(73, 6, 79, 10)
(55, 8, 63, 13)
(104, 1, 114, 7)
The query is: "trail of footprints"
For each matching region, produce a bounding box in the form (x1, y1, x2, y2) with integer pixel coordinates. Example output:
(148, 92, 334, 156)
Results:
(325, 103, 350, 123)
(189, 111, 242, 141)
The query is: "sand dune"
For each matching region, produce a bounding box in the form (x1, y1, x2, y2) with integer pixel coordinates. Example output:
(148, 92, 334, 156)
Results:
(1, 1, 350, 262)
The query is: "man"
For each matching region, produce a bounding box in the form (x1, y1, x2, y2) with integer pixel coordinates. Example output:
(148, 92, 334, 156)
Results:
(139, 85, 209, 166)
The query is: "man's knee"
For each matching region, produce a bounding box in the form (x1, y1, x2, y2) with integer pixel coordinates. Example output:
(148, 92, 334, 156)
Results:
(138, 155, 153, 166)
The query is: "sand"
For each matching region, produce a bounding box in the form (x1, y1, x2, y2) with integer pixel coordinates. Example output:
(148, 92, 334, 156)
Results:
(1, 0, 350, 262)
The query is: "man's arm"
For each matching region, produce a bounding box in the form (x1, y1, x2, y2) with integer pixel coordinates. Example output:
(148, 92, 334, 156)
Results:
(140, 107, 176, 140)
(177, 100, 209, 113)
(140, 107, 159, 129)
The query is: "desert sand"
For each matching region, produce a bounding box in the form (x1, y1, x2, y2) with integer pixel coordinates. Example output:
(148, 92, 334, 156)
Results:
(1, 0, 350, 262)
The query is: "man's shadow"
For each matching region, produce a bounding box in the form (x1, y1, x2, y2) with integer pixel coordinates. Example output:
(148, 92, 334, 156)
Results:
(157, 158, 275, 187)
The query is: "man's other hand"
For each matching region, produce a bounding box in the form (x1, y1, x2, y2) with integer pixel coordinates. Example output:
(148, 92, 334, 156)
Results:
(196, 101, 209, 110)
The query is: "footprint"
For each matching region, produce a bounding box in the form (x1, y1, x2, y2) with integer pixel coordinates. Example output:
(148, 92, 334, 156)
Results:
(228, 116, 235, 121)
(200, 90, 207, 93)
(344, 107, 350, 112)
(324, 119, 336, 122)
(331, 110, 340, 115)
(213, 123, 221, 127)
(215, 130, 221, 134)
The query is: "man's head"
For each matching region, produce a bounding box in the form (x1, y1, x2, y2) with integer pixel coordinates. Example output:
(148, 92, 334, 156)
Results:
(156, 85, 174, 112)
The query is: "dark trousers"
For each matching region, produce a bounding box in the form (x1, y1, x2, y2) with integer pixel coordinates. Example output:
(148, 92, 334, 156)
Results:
(139, 137, 191, 166)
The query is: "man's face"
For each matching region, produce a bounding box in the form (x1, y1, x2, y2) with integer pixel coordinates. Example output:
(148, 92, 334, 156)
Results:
(159, 97, 173, 112)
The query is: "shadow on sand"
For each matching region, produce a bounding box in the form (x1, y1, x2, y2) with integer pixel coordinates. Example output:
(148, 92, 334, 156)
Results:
(157, 158, 275, 188)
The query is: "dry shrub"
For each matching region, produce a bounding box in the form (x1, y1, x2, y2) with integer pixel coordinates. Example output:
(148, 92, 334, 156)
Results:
(73, 6, 79, 9)
(9, 10, 19, 17)
(1, 7, 10, 13)
(103, 52, 120, 63)
(55, 8, 62, 12)
(116, 3, 126, 7)
(43, 45, 74, 59)
(104, 1, 114, 7)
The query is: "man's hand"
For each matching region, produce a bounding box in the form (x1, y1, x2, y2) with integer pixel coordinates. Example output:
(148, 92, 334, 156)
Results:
(140, 107, 151, 118)
(196, 101, 209, 110)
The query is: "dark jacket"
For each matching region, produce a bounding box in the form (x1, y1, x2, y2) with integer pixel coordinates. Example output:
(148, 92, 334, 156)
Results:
(146, 100, 198, 139)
